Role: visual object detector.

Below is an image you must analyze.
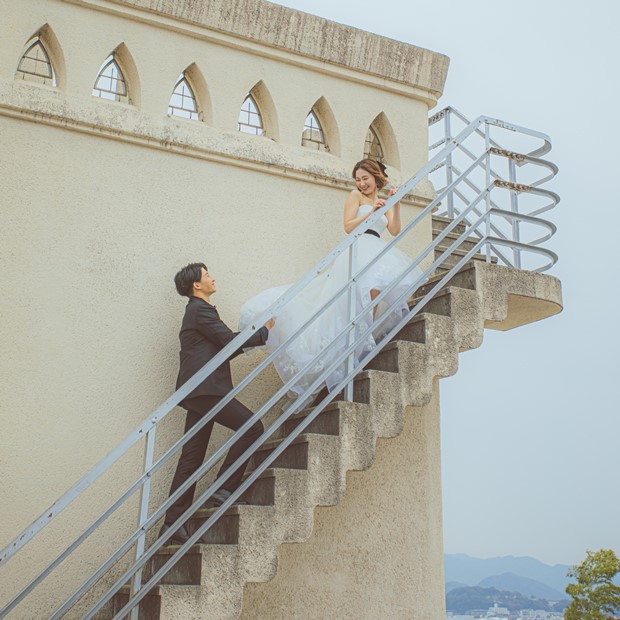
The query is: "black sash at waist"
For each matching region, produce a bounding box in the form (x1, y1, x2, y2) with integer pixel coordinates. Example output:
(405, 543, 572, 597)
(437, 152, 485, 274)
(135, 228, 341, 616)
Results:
(364, 229, 380, 239)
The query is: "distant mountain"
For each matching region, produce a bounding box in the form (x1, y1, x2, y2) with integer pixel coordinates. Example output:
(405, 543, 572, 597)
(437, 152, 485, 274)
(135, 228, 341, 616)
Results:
(445, 553, 571, 594)
(446, 581, 469, 593)
(478, 572, 568, 600)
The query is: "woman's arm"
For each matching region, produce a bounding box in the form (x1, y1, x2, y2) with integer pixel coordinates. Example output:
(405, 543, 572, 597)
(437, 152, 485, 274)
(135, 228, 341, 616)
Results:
(385, 188, 402, 236)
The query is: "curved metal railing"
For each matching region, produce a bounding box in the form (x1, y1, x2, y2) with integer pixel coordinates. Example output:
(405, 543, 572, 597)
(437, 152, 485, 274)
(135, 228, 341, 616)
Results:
(0, 108, 559, 619)
(428, 106, 559, 271)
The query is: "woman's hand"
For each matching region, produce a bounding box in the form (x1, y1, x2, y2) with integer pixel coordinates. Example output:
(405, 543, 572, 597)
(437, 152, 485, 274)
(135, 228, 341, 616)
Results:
(372, 198, 386, 211)
(389, 188, 398, 198)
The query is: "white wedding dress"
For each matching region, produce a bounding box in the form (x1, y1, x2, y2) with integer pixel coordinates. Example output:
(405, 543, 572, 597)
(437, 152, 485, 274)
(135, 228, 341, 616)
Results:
(239, 205, 425, 397)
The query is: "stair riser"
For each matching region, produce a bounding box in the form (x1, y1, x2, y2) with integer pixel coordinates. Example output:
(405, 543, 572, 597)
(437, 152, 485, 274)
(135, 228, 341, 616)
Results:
(432, 236, 479, 252)
(189, 513, 240, 545)
(107, 591, 162, 620)
(396, 319, 427, 344)
(239, 473, 276, 506)
(413, 292, 453, 317)
(416, 264, 477, 297)
(434, 251, 477, 271)
(148, 550, 204, 586)
(431, 216, 466, 234)
(365, 347, 399, 372)
(281, 407, 341, 437)
(248, 441, 309, 472)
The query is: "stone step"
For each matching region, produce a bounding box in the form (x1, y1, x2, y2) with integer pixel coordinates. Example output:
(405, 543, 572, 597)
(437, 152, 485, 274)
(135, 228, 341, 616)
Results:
(247, 434, 311, 472)
(434, 244, 489, 262)
(408, 285, 472, 318)
(246, 431, 344, 477)
(102, 585, 164, 620)
(413, 261, 478, 297)
(433, 252, 496, 275)
(280, 402, 343, 438)
(431, 229, 480, 252)
(431, 215, 467, 235)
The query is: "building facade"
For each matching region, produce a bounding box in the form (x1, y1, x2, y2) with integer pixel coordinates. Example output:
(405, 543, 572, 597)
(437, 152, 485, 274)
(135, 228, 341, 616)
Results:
(0, 1, 455, 617)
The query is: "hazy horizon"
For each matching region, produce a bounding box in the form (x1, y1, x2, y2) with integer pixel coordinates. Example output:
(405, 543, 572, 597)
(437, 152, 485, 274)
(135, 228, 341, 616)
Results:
(274, 0, 620, 566)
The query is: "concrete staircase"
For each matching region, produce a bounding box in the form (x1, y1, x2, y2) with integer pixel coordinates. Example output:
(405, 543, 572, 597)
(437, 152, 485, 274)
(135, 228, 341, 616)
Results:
(102, 250, 562, 619)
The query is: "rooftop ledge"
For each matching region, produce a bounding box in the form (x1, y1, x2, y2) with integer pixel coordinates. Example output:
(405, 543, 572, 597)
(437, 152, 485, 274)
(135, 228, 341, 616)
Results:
(108, 0, 450, 98)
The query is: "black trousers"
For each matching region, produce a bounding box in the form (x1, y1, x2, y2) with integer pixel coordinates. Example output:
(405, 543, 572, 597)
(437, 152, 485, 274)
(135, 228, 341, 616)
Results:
(164, 395, 264, 525)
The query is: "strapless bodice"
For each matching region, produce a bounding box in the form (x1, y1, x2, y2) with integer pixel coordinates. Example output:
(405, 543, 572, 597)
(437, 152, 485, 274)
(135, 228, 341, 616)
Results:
(357, 204, 387, 235)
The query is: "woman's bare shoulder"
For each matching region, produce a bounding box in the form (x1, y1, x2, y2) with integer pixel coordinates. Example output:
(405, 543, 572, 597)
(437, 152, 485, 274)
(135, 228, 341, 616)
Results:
(344, 190, 362, 210)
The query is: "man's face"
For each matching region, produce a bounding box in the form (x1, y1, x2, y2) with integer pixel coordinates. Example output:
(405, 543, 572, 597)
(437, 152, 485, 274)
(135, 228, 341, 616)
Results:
(196, 267, 216, 295)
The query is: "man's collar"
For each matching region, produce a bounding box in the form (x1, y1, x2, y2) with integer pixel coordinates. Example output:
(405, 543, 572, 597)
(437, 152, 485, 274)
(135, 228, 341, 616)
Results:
(189, 296, 216, 308)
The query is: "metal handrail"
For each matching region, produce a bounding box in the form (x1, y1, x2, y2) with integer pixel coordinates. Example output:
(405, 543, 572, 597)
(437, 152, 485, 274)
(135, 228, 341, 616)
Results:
(429, 107, 559, 270)
(0, 108, 559, 620)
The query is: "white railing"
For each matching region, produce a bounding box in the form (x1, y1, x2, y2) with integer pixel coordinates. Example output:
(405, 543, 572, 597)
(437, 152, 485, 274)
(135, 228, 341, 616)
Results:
(0, 108, 559, 619)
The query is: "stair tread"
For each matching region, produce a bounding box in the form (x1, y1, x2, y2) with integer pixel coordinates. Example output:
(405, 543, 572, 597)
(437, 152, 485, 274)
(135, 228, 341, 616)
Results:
(196, 503, 273, 516)
(411, 262, 476, 293)
(253, 431, 335, 454)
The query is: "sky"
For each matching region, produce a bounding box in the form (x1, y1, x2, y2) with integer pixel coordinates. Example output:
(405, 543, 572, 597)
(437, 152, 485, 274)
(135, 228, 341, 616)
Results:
(273, 0, 620, 567)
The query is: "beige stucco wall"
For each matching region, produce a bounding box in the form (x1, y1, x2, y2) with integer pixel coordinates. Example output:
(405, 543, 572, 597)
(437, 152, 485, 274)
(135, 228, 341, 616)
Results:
(0, 0, 449, 617)
(241, 382, 446, 620)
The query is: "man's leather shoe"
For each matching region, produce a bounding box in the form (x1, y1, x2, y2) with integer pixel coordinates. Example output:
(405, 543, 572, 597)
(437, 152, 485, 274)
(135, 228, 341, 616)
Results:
(159, 523, 205, 546)
(205, 488, 249, 509)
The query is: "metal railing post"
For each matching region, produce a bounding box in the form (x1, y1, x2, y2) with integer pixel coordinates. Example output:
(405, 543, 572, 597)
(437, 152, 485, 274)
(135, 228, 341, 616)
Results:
(508, 158, 522, 268)
(484, 123, 492, 262)
(129, 427, 156, 619)
(345, 242, 358, 401)
(445, 110, 455, 218)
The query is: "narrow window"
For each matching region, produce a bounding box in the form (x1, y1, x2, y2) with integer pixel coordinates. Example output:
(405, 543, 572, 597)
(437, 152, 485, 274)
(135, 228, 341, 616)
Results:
(16, 37, 56, 86)
(302, 110, 328, 151)
(364, 126, 385, 162)
(168, 74, 199, 120)
(93, 55, 128, 103)
(237, 94, 263, 135)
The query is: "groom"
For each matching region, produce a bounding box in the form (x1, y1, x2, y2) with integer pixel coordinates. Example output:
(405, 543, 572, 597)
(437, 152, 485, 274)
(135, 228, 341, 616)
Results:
(159, 262, 274, 546)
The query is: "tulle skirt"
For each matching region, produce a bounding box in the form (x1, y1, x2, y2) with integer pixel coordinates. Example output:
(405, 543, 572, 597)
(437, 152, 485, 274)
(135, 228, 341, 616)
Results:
(239, 234, 424, 397)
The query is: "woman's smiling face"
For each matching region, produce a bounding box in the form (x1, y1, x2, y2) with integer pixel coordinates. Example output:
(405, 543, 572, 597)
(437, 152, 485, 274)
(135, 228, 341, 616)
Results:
(355, 167, 377, 196)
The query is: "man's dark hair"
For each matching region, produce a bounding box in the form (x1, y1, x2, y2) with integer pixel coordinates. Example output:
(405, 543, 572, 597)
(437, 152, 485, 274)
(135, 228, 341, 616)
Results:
(174, 262, 207, 297)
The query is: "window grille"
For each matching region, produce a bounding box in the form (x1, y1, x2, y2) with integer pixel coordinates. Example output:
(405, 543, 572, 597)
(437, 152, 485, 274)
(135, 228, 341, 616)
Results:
(93, 55, 128, 103)
(168, 74, 199, 120)
(237, 94, 264, 135)
(16, 38, 56, 86)
(302, 110, 327, 151)
(364, 126, 385, 162)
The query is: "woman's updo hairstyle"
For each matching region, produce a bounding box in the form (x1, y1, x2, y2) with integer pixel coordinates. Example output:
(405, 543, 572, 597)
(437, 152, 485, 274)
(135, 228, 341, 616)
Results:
(352, 159, 389, 190)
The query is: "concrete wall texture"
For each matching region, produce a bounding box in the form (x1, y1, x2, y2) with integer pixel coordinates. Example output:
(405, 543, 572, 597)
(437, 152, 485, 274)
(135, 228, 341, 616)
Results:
(0, 0, 450, 617)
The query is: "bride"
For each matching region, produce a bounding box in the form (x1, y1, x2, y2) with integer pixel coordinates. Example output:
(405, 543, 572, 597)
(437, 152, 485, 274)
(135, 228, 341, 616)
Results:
(239, 159, 424, 398)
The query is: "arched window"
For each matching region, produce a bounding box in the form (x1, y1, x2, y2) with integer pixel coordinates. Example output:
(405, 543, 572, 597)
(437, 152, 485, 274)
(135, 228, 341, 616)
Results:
(237, 94, 264, 135)
(302, 110, 328, 151)
(93, 55, 128, 103)
(364, 125, 385, 163)
(16, 37, 56, 86)
(168, 74, 199, 120)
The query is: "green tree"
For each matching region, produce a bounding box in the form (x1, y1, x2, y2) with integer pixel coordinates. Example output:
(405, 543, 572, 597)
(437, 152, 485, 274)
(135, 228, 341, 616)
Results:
(565, 549, 620, 620)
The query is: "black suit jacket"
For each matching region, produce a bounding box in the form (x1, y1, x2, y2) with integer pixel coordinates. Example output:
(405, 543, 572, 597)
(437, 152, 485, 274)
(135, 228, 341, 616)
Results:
(175, 297, 268, 406)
